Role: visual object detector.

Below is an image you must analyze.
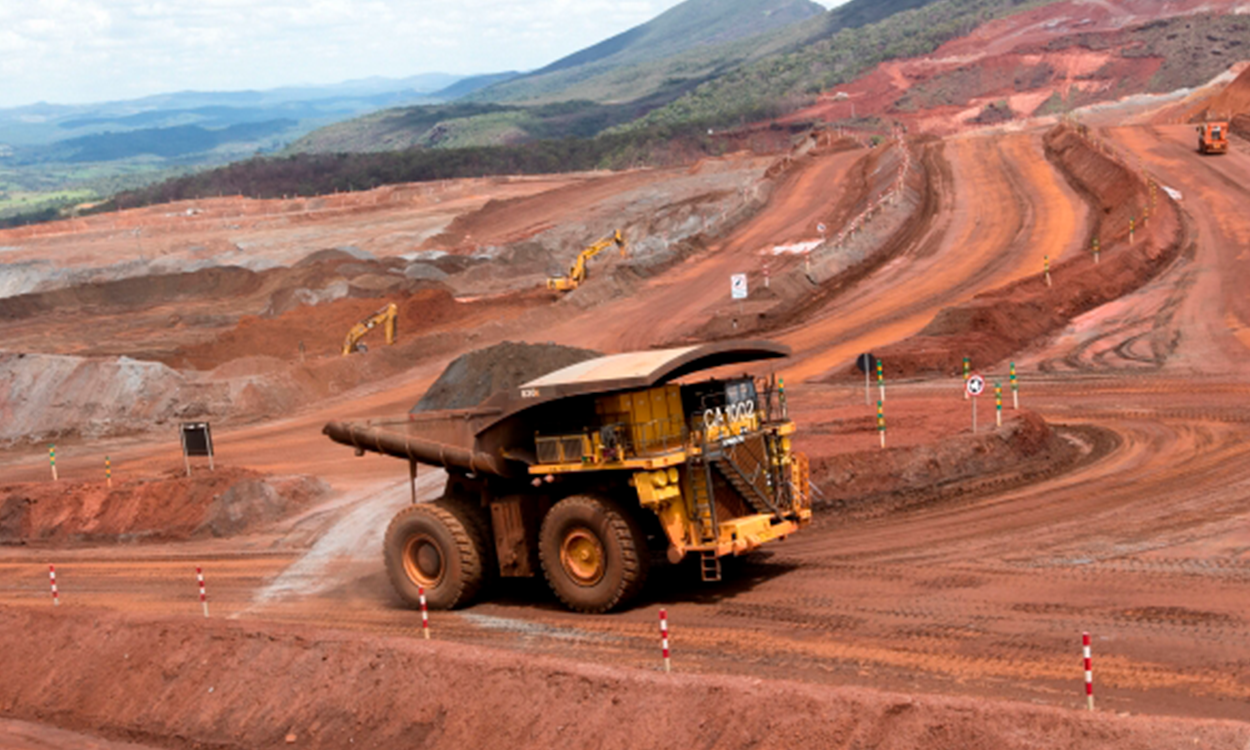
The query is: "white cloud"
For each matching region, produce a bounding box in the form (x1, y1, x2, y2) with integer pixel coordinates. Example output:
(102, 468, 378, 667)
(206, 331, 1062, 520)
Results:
(0, 0, 840, 107)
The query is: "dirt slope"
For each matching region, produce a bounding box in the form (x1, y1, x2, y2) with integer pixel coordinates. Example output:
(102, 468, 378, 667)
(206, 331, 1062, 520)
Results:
(1187, 64, 1250, 121)
(0, 470, 328, 544)
(2, 606, 1247, 750)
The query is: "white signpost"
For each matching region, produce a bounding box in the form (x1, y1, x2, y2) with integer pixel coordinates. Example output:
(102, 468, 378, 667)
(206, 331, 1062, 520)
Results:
(731, 273, 748, 300)
(966, 374, 985, 433)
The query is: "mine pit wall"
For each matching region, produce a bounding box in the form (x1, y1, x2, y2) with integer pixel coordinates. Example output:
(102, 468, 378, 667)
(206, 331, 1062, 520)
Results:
(690, 137, 930, 342)
(870, 123, 1184, 378)
(1232, 114, 1250, 141)
(3, 607, 1248, 750)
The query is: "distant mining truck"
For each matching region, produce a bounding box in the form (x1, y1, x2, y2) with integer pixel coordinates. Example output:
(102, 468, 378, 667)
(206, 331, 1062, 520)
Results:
(1197, 121, 1229, 155)
(324, 341, 812, 613)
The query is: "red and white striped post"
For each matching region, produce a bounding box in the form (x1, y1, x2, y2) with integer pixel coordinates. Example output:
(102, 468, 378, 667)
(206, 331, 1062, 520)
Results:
(196, 566, 209, 618)
(419, 585, 430, 639)
(659, 608, 671, 673)
(49, 564, 59, 606)
(1083, 631, 1094, 711)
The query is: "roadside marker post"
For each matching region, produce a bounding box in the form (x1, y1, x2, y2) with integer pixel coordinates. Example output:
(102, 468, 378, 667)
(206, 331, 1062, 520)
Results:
(966, 374, 985, 434)
(196, 566, 209, 618)
(660, 608, 672, 672)
(49, 445, 57, 482)
(419, 585, 430, 639)
(877, 400, 886, 449)
(876, 359, 885, 404)
(1044, 255, 1052, 288)
(105, 456, 112, 488)
(995, 383, 1003, 428)
(1083, 632, 1095, 711)
(1092, 237, 1100, 265)
(1129, 216, 1135, 245)
(49, 564, 59, 606)
(1010, 363, 1019, 410)
(963, 358, 971, 400)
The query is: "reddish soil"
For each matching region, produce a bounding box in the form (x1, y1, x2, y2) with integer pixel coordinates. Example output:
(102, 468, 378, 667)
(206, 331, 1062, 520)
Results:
(1232, 113, 1250, 140)
(783, 0, 1249, 135)
(0, 469, 327, 545)
(1188, 64, 1250, 121)
(803, 405, 1083, 517)
(3, 606, 1247, 750)
(869, 123, 1182, 377)
(168, 287, 463, 370)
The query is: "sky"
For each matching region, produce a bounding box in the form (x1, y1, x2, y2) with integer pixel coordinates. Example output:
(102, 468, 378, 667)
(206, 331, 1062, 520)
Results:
(0, 0, 840, 109)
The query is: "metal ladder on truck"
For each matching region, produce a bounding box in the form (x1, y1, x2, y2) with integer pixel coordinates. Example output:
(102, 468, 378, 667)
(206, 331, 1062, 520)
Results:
(689, 442, 722, 582)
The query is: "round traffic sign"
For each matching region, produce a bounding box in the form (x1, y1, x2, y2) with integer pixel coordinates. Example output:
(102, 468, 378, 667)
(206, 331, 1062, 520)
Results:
(817, 222, 827, 234)
(966, 374, 986, 397)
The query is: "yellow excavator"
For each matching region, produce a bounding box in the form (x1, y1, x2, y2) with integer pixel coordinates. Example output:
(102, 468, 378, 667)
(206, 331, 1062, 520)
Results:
(546, 230, 626, 292)
(342, 302, 398, 355)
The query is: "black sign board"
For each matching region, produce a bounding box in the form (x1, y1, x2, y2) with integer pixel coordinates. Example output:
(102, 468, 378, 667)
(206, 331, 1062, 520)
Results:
(855, 353, 877, 374)
(181, 422, 214, 457)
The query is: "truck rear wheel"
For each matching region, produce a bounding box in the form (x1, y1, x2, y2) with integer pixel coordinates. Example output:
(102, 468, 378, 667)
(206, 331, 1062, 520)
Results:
(384, 499, 488, 610)
(539, 494, 648, 613)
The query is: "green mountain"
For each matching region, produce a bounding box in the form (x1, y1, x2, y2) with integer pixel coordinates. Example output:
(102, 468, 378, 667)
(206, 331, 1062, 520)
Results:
(292, 0, 828, 153)
(471, 0, 826, 104)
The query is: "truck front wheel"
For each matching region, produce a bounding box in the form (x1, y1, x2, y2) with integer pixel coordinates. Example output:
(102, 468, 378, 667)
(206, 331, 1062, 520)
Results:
(384, 499, 488, 609)
(539, 495, 649, 613)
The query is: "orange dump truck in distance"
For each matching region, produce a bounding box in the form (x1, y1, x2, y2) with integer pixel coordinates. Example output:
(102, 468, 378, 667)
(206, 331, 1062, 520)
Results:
(1197, 121, 1229, 154)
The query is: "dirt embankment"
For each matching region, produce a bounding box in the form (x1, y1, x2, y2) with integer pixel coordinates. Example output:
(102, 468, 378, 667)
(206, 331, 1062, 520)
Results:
(167, 287, 463, 371)
(867, 123, 1184, 378)
(1187, 64, 1250, 122)
(689, 136, 931, 342)
(807, 411, 1097, 518)
(3, 607, 1247, 750)
(0, 469, 328, 545)
(1232, 114, 1250, 141)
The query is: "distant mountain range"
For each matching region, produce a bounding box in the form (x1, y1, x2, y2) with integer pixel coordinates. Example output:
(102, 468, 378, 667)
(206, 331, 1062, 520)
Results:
(0, 72, 515, 197)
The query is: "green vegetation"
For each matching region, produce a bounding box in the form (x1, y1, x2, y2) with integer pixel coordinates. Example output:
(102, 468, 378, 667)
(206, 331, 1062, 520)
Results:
(0, 188, 98, 227)
(91, 121, 800, 213)
(473, 0, 826, 104)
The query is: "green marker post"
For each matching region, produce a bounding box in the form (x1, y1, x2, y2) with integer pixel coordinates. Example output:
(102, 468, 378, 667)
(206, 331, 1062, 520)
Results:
(49, 444, 57, 482)
(877, 400, 886, 449)
(1010, 362, 1019, 410)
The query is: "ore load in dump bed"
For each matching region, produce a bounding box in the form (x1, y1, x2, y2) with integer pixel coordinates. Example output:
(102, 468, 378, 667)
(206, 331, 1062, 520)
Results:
(324, 340, 812, 613)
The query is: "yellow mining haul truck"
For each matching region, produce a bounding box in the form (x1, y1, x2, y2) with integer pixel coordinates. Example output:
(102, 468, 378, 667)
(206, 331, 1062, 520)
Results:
(324, 341, 811, 613)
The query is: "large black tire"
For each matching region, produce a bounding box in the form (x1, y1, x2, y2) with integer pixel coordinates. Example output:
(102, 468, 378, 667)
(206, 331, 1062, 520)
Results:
(538, 494, 649, 613)
(383, 498, 489, 610)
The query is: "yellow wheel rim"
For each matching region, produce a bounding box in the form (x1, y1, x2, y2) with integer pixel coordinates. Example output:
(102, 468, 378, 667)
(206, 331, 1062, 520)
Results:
(403, 534, 444, 588)
(560, 527, 605, 586)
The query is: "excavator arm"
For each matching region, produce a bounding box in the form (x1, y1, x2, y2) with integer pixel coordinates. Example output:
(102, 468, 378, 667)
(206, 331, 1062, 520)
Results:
(547, 230, 625, 292)
(342, 302, 398, 356)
